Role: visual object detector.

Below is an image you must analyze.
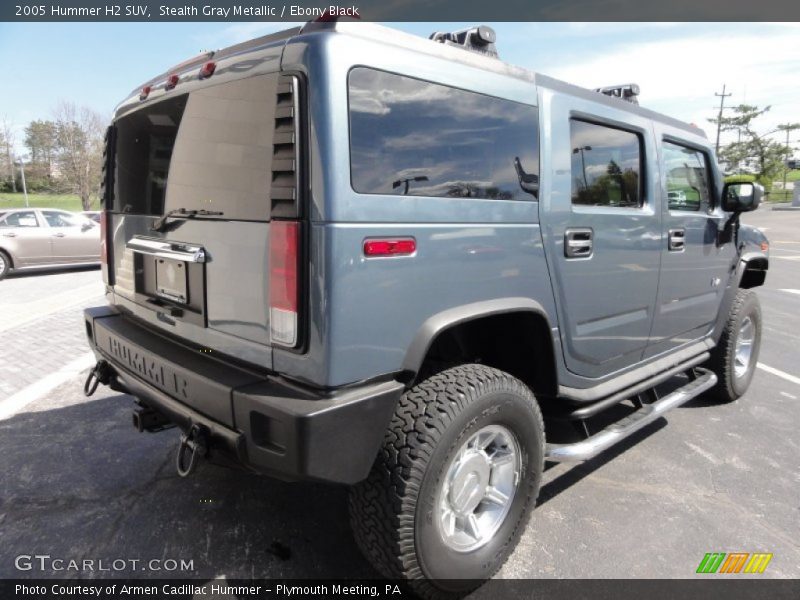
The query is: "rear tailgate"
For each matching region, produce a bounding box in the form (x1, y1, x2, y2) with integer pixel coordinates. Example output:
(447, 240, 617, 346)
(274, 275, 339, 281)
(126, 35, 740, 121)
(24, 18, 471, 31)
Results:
(103, 51, 304, 375)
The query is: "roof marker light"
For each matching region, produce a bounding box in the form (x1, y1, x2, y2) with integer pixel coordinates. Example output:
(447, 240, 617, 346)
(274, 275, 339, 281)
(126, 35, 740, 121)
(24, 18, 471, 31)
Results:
(139, 86, 151, 101)
(199, 61, 216, 79)
(165, 74, 179, 91)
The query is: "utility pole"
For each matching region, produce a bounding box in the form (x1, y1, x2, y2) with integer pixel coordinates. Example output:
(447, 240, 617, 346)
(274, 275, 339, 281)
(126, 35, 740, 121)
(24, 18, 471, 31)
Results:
(714, 84, 732, 155)
(15, 157, 29, 207)
(777, 123, 800, 200)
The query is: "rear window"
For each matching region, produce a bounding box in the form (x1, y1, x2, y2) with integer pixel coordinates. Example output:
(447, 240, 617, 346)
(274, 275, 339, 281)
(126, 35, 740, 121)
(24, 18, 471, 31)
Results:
(113, 73, 279, 220)
(1, 211, 39, 227)
(348, 68, 539, 200)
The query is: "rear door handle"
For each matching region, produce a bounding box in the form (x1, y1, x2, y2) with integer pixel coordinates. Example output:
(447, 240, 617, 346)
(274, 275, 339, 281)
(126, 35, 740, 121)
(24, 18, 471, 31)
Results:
(564, 228, 593, 258)
(668, 228, 685, 251)
(52, 232, 66, 238)
(2, 232, 16, 237)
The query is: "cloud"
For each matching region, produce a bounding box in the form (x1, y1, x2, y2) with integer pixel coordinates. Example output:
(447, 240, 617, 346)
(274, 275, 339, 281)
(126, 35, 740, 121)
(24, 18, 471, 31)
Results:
(537, 26, 800, 140)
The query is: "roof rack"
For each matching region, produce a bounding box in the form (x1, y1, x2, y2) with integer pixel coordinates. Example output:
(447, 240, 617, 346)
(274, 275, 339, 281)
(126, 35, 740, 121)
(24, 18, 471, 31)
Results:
(594, 83, 640, 105)
(429, 26, 499, 58)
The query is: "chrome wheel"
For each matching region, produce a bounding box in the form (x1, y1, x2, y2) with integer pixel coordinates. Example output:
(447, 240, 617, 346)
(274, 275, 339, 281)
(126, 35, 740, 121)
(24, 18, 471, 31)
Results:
(0, 253, 6, 275)
(437, 424, 521, 552)
(734, 316, 754, 379)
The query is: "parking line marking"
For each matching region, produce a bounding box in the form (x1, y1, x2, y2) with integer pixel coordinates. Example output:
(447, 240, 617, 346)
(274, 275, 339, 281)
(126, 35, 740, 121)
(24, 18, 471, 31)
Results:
(778, 289, 800, 295)
(0, 352, 95, 421)
(757, 363, 800, 387)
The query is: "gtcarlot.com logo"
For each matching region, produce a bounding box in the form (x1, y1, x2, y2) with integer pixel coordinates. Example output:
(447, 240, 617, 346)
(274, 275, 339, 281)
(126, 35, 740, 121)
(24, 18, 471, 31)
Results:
(696, 552, 773, 574)
(15, 554, 194, 573)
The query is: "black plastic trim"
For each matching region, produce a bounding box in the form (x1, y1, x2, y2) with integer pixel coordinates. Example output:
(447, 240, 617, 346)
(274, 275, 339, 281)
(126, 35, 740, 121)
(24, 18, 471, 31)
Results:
(402, 297, 555, 375)
(84, 307, 403, 484)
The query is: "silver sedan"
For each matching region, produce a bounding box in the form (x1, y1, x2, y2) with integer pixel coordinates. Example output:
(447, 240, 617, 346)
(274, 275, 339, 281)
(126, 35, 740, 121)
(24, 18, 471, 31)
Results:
(0, 208, 100, 280)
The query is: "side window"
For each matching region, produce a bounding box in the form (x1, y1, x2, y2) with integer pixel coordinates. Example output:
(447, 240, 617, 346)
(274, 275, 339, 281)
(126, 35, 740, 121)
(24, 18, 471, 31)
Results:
(570, 120, 642, 208)
(348, 68, 540, 200)
(1, 211, 39, 227)
(43, 211, 80, 227)
(662, 141, 712, 211)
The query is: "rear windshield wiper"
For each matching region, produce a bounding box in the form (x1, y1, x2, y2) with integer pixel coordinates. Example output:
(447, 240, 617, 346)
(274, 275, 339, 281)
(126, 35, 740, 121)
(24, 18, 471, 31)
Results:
(151, 208, 224, 232)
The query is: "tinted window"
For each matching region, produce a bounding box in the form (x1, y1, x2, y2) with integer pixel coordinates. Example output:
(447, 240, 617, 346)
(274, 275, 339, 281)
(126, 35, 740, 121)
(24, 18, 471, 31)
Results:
(114, 74, 279, 220)
(1, 211, 39, 227)
(663, 141, 711, 211)
(570, 120, 642, 208)
(348, 68, 539, 200)
(114, 94, 186, 216)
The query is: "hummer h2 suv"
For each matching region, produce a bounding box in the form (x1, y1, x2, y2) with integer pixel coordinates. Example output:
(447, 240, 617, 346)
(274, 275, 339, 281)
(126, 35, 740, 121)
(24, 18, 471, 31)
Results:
(83, 21, 769, 596)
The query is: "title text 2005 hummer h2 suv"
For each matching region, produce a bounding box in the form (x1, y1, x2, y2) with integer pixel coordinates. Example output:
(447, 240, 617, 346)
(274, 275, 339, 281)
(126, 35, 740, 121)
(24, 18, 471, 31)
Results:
(83, 21, 769, 595)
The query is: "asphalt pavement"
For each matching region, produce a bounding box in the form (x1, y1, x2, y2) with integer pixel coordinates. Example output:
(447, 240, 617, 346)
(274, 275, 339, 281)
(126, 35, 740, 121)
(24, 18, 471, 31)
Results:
(0, 209, 798, 584)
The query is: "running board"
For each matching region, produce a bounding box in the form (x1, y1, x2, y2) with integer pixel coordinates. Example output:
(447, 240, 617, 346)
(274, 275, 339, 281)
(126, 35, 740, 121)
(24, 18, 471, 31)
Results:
(545, 368, 717, 463)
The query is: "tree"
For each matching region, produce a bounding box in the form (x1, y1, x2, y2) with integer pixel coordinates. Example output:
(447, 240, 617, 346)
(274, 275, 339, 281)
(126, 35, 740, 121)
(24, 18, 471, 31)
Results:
(709, 104, 791, 189)
(24, 120, 59, 183)
(1, 117, 17, 192)
(52, 102, 105, 210)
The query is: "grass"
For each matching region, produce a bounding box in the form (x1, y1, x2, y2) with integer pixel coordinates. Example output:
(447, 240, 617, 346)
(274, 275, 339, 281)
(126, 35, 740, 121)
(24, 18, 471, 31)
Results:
(784, 169, 800, 182)
(0, 192, 89, 212)
(766, 189, 794, 203)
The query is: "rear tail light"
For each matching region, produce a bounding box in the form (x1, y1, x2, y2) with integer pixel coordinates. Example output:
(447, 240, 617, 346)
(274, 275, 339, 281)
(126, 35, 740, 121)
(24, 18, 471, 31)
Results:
(100, 210, 108, 266)
(269, 220, 300, 347)
(100, 209, 110, 285)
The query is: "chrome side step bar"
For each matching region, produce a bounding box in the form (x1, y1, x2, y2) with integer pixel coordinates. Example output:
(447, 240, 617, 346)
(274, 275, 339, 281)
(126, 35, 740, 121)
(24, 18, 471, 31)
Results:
(545, 368, 717, 463)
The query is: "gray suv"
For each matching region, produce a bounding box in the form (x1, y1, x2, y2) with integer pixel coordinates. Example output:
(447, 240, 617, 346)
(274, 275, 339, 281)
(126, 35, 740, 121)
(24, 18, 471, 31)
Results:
(83, 22, 769, 595)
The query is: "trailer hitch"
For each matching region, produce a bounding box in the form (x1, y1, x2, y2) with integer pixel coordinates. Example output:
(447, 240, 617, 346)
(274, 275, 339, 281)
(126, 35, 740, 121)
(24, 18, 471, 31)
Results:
(176, 424, 209, 477)
(84, 360, 112, 397)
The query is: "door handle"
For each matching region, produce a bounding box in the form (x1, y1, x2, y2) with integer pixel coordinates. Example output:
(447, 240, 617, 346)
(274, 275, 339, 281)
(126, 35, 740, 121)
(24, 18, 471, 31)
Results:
(668, 228, 685, 251)
(2, 232, 16, 237)
(564, 228, 593, 258)
(52, 232, 66, 238)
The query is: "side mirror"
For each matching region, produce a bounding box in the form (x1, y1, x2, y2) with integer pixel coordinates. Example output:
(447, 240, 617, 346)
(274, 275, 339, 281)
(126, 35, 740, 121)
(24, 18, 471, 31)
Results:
(721, 181, 763, 213)
(81, 222, 95, 232)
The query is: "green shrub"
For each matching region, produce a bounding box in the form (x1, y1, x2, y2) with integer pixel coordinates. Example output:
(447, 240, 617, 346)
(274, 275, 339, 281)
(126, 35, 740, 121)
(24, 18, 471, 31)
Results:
(724, 174, 756, 184)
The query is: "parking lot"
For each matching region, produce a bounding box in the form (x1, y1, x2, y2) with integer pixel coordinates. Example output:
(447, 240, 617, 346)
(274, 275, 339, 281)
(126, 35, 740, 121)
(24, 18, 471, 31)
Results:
(0, 208, 798, 583)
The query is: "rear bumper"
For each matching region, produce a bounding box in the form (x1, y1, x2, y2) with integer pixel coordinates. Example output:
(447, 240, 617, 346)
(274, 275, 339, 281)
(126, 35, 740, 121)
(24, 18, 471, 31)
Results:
(84, 306, 403, 484)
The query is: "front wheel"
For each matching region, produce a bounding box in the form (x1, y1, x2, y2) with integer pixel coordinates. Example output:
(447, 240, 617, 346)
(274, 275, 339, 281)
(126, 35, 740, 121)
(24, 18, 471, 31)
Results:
(707, 289, 762, 402)
(349, 364, 544, 597)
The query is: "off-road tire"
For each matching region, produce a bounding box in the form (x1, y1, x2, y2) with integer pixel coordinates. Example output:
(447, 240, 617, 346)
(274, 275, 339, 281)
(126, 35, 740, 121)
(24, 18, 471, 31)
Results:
(0, 250, 11, 281)
(349, 364, 545, 598)
(707, 289, 762, 402)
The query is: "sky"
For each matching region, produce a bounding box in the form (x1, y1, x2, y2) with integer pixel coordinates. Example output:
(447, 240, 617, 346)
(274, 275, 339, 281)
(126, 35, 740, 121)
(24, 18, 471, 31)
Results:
(1, 21, 799, 156)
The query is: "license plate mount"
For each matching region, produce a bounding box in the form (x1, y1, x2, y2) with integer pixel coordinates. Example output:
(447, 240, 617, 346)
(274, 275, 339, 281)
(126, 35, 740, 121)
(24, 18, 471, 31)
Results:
(155, 257, 188, 304)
